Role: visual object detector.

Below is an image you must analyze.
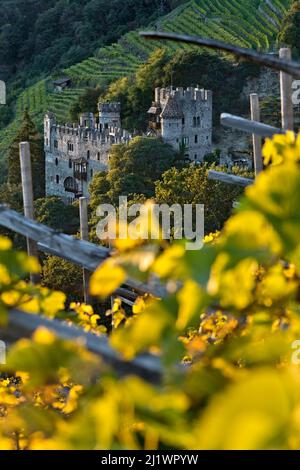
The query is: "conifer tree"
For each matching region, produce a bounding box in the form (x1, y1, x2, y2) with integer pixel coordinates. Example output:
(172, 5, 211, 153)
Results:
(7, 109, 45, 199)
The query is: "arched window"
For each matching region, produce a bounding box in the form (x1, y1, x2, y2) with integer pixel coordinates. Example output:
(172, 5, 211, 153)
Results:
(56, 175, 59, 184)
(87, 150, 90, 159)
(55, 158, 58, 166)
(97, 152, 100, 161)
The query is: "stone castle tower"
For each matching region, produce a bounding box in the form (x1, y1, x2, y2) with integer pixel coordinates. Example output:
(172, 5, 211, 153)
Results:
(44, 101, 131, 203)
(147, 86, 212, 162)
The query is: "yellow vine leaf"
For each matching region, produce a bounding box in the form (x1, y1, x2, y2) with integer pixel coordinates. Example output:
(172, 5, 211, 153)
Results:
(90, 259, 126, 299)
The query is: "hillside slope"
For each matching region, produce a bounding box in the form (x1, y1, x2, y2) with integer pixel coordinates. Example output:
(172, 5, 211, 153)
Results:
(0, 0, 292, 160)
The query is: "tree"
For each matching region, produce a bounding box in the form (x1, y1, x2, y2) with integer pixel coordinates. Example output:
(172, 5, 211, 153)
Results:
(42, 255, 83, 303)
(7, 109, 45, 199)
(103, 49, 171, 130)
(278, 0, 300, 56)
(155, 164, 243, 234)
(34, 197, 79, 234)
(102, 49, 260, 132)
(89, 136, 178, 207)
(0, 182, 26, 248)
(69, 86, 104, 122)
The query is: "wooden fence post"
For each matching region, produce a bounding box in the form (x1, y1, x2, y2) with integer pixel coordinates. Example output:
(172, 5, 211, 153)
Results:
(280, 47, 294, 131)
(79, 197, 91, 304)
(19, 142, 40, 284)
(250, 93, 263, 176)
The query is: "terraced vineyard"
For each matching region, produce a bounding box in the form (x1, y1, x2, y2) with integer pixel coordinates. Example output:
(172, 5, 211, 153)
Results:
(0, 0, 293, 159)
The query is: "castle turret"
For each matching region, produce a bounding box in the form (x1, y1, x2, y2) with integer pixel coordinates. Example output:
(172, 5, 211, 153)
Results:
(44, 112, 56, 151)
(80, 112, 95, 129)
(98, 101, 121, 131)
(160, 95, 183, 150)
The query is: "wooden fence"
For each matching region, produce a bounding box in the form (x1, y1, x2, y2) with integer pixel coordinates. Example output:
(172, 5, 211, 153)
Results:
(1, 31, 298, 381)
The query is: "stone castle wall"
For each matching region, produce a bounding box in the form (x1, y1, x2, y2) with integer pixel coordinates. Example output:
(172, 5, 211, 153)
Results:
(45, 87, 214, 202)
(44, 107, 131, 203)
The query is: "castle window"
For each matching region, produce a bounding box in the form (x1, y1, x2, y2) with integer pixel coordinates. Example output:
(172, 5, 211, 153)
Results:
(90, 169, 93, 178)
(87, 150, 90, 159)
(183, 137, 189, 146)
(193, 117, 197, 127)
(182, 118, 185, 126)
(69, 159, 72, 169)
(56, 175, 59, 184)
(197, 117, 200, 126)
(194, 154, 197, 160)
(54, 140, 58, 149)
(97, 152, 100, 161)
(195, 135, 198, 144)
(46, 138, 49, 146)
(55, 158, 58, 166)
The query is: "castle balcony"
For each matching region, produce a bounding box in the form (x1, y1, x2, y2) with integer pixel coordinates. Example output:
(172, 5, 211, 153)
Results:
(64, 176, 80, 194)
(149, 121, 161, 131)
(73, 157, 88, 182)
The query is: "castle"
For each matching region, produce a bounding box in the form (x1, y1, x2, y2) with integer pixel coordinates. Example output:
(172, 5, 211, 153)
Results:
(44, 86, 212, 203)
(148, 86, 212, 161)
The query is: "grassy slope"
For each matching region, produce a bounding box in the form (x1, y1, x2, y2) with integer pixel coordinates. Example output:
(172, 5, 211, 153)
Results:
(0, 0, 292, 158)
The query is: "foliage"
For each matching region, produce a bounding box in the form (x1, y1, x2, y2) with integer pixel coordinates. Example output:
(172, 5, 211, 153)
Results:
(42, 256, 83, 304)
(155, 164, 242, 234)
(102, 49, 260, 132)
(0, 133, 300, 449)
(7, 110, 45, 199)
(34, 197, 79, 235)
(0, 236, 64, 325)
(203, 149, 221, 166)
(68, 87, 104, 123)
(0, 0, 176, 84)
(279, 0, 300, 56)
(89, 136, 179, 207)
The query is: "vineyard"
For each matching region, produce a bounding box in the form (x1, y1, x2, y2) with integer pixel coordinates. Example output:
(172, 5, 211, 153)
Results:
(1, 131, 300, 449)
(1, 0, 300, 451)
(0, 0, 293, 159)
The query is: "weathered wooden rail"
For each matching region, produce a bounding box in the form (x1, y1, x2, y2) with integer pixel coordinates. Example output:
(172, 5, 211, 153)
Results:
(220, 113, 284, 138)
(208, 170, 253, 187)
(0, 205, 165, 382)
(0, 204, 164, 299)
(0, 308, 162, 382)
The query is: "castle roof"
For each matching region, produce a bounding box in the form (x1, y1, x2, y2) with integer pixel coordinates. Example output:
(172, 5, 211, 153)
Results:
(147, 104, 161, 115)
(160, 95, 183, 119)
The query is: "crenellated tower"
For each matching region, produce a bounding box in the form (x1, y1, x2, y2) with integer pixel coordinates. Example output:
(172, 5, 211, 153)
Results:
(98, 101, 121, 131)
(148, 86, 213, 162)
